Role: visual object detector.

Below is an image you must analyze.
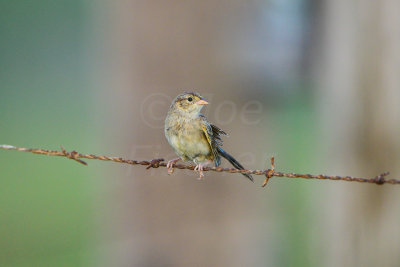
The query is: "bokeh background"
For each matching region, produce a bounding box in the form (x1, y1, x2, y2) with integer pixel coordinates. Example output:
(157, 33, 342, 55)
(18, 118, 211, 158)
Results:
(1, 1, 399, 266)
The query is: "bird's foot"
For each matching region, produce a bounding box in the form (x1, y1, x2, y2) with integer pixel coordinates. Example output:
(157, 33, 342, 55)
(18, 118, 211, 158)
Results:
(194, 164, 205, 180)
(167, 158, 181, 175)
(194, 161, 212, 180)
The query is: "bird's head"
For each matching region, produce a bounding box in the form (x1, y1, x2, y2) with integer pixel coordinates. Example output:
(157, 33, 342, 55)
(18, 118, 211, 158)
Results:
(170, 92, 208, 116)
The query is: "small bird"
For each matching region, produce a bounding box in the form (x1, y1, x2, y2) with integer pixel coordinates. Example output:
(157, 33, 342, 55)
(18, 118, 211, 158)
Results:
(164, 92, 253, 181)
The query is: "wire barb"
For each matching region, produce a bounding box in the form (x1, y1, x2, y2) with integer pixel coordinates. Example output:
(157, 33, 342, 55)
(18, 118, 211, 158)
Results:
(373, 172, 390, 185)
(1, 144, 399, 186)
(262, 156, 275, 187)
(146, 158, 164, 169)
(60, 146, 88, 165)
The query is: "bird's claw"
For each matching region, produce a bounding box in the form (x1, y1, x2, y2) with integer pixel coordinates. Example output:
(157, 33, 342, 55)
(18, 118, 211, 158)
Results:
(197, 172, 204, 180)
(194, 164, 205, 180)
(167, 158, 181, 175)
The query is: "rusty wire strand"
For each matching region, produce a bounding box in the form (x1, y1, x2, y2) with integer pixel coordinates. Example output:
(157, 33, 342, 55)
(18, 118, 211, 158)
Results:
(1, 144, 398, 186)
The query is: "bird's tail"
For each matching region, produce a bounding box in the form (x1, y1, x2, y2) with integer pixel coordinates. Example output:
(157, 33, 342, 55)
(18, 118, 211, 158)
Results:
(217, 147, 253, 182)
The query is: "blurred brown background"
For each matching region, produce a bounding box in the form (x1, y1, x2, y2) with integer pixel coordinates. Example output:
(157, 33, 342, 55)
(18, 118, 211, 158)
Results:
(1, 0, 399, 266)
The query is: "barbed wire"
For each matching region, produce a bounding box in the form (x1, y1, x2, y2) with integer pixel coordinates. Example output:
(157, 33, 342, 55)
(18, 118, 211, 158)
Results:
(1, 144, 398, 187)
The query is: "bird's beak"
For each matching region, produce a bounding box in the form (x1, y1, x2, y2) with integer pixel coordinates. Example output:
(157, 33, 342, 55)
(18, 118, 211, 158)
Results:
(195, 99, 208, 105)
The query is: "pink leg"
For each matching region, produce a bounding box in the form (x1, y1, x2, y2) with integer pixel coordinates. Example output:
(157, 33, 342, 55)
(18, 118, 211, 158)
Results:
(167, 158, 181, 174)
(194, 160, 212, 180)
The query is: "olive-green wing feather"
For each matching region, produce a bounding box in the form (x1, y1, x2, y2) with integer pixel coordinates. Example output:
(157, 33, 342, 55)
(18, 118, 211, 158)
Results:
(210, 124, 227, 146)
(199, 115, 253, 181)
(200, 116, 222, 166)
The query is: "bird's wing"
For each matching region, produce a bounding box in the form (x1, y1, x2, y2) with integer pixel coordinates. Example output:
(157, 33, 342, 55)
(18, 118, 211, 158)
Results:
(200, 115, 223, 166)
(210, 124, 227, 146)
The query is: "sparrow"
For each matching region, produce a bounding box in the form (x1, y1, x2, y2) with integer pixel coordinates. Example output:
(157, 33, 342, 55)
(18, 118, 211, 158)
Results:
(164, 92, 253, 181)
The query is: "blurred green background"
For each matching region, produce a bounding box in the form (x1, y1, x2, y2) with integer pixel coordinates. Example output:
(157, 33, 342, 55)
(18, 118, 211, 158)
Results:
(1, 1, 399, 267)
(0, 1, 97, 266)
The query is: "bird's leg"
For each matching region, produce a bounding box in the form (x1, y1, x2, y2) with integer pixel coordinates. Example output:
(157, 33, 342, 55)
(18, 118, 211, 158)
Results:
(194, 160, 212, 180)
(167, 158, 181, 174)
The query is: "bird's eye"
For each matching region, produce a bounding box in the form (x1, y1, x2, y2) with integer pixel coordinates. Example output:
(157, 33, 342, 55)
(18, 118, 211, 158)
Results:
(187, 97, 193, 102)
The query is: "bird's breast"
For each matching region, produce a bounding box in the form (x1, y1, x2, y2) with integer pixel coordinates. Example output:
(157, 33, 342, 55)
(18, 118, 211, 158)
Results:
(165, 118, 211, 162)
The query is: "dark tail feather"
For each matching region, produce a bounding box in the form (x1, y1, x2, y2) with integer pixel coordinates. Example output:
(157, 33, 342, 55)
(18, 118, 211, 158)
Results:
(217, 147, 253, 182)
